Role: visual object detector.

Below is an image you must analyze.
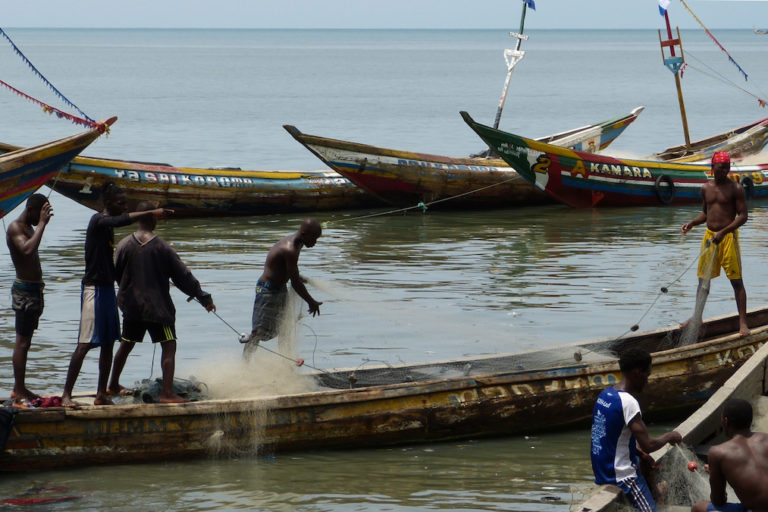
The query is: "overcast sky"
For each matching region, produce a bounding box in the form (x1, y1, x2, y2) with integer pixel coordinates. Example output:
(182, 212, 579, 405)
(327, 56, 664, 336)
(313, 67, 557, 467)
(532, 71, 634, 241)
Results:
(3, 0, 768, 30)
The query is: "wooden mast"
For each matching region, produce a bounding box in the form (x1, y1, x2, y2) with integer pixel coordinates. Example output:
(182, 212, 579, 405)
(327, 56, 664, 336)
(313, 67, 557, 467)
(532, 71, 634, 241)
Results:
(492, 1, 529, 129)
(659, 12, 691, 149)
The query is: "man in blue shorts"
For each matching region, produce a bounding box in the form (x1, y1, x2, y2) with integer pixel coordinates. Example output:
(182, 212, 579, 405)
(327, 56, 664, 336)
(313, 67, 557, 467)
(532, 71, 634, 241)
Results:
(692, 399, 768, 512)
(6, 194, 53, 407)
(242, 218, 322, 358)
(591, 348, 682, 511)
(62, 183, 172, 407)
(107, 201, 215, 403)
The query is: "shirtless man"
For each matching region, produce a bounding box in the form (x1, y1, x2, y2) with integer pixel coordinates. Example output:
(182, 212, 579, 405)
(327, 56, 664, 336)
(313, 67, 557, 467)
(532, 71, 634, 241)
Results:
(5, 194, 53, 406)
(61, 183, 172, 407)
(243, 218, 322, 357)
(108, 201, 214, 403)
(681, 151, 749, 337)
(691, 398, 768, 512)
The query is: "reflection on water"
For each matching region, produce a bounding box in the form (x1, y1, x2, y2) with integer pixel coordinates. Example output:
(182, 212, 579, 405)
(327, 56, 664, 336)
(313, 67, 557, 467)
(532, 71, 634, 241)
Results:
(0, 435, 594, 511)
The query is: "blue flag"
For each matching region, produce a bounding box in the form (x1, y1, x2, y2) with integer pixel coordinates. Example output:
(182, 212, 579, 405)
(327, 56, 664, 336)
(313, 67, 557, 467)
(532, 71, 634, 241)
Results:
(524, 0, 536, 10)
(658, 0, 670, 15)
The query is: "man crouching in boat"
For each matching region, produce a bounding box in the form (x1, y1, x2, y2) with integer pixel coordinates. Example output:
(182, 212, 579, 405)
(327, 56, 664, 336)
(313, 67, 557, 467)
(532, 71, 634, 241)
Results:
(108, 201, 216, 403)
(591, 348, 682, 511)
(692, 398, 768, 512)
(242, 218, 322, 359)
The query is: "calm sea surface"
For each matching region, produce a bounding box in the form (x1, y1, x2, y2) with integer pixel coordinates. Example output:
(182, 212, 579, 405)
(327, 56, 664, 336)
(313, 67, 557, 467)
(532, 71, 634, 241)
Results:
(1, 27, 767, 510)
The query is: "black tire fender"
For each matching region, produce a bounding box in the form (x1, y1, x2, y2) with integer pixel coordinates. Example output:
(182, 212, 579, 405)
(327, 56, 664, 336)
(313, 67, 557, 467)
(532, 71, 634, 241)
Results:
(654, 174, 675, 205)
(740, 176, 754, 200)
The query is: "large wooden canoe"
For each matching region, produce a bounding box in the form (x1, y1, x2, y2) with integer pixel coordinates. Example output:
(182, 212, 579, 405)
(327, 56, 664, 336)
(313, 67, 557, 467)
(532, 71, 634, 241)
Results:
(0, 118, 115, 218)
(577, 333, 768, 512)
(2, 306, 768, 472)
(0, 143, 383, 217)
(283, 107, 644, 209)
(461, 111, 768, 208)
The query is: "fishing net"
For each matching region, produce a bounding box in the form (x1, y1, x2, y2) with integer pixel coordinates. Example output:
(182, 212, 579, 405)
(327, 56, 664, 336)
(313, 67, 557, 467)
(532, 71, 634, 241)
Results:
(679, 238, 718, 346)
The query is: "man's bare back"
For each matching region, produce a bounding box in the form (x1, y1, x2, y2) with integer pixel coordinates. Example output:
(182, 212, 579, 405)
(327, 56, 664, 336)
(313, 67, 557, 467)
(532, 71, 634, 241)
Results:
(709, 431, 768, 510)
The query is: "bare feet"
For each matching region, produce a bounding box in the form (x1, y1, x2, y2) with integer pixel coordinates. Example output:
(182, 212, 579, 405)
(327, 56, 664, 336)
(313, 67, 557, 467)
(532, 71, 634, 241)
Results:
(61, 396, 80, 409)
(106, 385, 132, 396)
(93, 394, 115, 406)
(157, 394, 189, 404)
(11, 388, 40, 402)
(739, 325, 751, 337)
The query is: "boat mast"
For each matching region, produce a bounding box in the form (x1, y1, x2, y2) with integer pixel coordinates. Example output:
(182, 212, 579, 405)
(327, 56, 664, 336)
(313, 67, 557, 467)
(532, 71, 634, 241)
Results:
(658, 12, 691, 149)
(492, 1, 529, 129)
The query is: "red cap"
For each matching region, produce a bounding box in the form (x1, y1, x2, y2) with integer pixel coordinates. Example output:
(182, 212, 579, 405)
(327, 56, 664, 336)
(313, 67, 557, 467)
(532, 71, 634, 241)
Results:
(712, 151, 731, 164)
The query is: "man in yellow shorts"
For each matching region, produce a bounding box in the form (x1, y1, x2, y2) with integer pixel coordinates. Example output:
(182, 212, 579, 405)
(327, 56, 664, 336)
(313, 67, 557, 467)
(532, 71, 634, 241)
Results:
(681, 151, 750, 337)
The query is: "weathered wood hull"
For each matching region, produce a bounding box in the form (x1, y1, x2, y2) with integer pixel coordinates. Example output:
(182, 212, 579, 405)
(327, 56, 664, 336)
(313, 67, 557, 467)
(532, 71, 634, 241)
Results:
(461, 111, 768, 208)
(3, 306, 768, 472)
(0, 143, 384, 217)
(577, 332, 768, 512)
(0, 119, 114, 218)
(283, 107, 644, 209)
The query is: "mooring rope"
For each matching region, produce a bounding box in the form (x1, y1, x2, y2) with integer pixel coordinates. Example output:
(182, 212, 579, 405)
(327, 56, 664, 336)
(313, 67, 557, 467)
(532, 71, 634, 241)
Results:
(323, 174, 521, 226)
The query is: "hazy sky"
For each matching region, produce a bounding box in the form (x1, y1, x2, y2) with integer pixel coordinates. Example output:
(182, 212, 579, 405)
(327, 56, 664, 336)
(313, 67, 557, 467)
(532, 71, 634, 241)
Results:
(4, 0, 768, 29)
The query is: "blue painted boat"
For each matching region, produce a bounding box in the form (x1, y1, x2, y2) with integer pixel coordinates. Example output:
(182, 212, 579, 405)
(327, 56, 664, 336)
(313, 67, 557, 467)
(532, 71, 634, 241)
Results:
(0, 117, 115, 218)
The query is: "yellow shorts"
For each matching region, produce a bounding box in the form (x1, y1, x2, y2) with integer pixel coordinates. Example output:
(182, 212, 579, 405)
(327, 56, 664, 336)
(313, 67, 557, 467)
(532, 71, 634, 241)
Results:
(698, 228, 742, 280)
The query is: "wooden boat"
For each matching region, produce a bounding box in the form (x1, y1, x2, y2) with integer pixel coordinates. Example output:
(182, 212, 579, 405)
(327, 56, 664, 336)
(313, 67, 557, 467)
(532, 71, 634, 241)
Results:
(461, 111, 768, 208)
(0, 118, 116, 218)
(0, 142, 383, 217)
(283, 107, 644, 209)
(576, 331, 768, 512)
(2, 306, 768, 472)
(754, 28, 768, 35)
(651, 11, 768, 163)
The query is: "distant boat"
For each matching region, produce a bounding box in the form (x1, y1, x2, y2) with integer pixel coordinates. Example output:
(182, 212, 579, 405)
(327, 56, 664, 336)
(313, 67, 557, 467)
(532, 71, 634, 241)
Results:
(461, 110, 768, 208)
(0, 143, 383, 217)
(755, 28, 768, 35)
(284, 108, 643, 209)
(0, 118, 116, 218)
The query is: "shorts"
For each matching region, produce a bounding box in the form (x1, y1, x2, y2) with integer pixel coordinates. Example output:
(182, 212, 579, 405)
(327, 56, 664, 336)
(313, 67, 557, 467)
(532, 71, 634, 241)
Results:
(121, 319, 176, 344)
(251, 281, 287, 341)
(698, 228, 742, 280)
(78, 284, 120, 347)
(11, 280, 44, 337)
(617, 474, 656, 512)
(707, 503, 750, 512)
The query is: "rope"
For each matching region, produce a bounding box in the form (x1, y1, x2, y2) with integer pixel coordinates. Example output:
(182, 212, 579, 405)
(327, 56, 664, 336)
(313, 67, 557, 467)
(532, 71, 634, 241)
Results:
(0, 79, 101, 129)
(683, 52, 768, 108)
(324, 175, 521, 226)
(0, 27, 94, 122)
(613, 238, 713, 340)
(677, 0, 749, 81)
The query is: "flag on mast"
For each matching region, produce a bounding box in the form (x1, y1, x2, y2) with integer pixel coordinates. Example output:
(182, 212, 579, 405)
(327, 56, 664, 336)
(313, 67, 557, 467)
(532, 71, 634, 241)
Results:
(658, 0, 670, 15)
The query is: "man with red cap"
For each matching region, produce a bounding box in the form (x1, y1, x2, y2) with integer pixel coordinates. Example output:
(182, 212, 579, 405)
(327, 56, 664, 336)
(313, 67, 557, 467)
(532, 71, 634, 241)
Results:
(681, 151, 750, 337)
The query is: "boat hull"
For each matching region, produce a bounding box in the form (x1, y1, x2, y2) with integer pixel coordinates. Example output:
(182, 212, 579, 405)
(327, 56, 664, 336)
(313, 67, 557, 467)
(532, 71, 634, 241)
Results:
(284, 107, 644, 209)
(0, 144, 384, 217)
(0, 119, 114, 218)
(461, 111, 768, 208)
(2, 306, 768, 471)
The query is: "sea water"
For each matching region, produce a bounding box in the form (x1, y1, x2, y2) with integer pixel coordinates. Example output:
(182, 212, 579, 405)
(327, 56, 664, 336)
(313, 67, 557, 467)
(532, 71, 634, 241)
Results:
(0, 27, 767, 510)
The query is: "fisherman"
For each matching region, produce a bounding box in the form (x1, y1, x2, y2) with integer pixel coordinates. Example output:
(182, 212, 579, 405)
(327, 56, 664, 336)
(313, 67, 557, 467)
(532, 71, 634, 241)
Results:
(107, 201, 215, 403)
(590, 347, 682, 511)
(681, 151, 749, 337)
(5, 194, 53, 407)
(61, 183, 173, 407)
(691, 398, 768, 512)
(242, 218, 322, 358)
